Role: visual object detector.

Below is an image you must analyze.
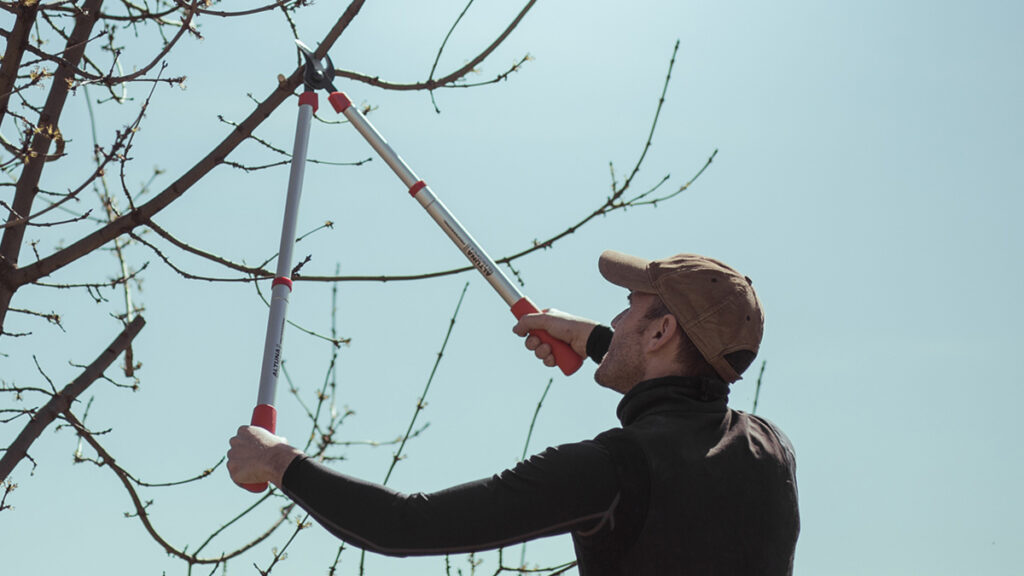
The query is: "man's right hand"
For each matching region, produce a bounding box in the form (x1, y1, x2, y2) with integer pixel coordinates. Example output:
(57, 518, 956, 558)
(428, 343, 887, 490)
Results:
(227, 426, 304, 488)
(512, 309, 598, 368)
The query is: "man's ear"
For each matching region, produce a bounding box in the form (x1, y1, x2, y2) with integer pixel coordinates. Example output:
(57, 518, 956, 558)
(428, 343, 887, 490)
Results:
(645, 314, 680, 354)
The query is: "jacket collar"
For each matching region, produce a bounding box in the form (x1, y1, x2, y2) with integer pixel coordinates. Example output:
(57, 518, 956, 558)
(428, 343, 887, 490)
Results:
(616, 376, 730, 426)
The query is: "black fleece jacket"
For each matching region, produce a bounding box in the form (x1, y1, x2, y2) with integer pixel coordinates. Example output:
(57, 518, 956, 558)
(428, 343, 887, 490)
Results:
(280, 328, 799, 574)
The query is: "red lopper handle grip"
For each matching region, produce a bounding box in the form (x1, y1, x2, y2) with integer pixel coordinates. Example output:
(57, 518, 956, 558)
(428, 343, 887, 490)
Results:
(328, 92, 352, 113)
(240, 404, 277, 493)
(511, 298, 584, 376)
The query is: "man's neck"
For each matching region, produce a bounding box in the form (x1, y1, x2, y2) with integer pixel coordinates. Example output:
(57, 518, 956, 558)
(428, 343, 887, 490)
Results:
(642, 359, 684, 382)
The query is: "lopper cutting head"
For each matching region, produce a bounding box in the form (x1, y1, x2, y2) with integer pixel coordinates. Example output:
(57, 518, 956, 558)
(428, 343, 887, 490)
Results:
(296, 39, 337, 93)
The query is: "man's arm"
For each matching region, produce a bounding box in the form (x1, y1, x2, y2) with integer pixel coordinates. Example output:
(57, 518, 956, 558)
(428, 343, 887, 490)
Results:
(280, 441, 620, 556)
(227, 427, 622, 557)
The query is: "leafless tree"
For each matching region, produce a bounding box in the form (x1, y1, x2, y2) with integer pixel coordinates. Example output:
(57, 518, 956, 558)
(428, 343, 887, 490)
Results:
(0, 1, 715, 573)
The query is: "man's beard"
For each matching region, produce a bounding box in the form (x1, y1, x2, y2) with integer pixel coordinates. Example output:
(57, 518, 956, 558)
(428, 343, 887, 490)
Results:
(593, 327, 646, 393)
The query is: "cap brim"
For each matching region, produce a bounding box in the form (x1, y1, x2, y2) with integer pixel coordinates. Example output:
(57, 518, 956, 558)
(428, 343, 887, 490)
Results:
(598, 250, 655, 293)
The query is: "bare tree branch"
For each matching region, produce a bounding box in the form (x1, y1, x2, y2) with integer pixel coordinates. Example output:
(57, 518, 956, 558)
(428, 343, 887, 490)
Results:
(0, 314, 145, 483)
(427, 0, 478, 113)
(333, 0, 536, 92)
(0, 1, 40, 129)
(0, 0, 106, 327)
(107, 41, 707, 291)
(172, 0, 307, 18)
(63, 408, 291, 565)
(8, 0, 368, 294)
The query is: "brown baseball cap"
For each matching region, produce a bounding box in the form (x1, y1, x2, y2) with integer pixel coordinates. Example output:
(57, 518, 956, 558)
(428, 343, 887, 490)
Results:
(598, 250, 764, 382)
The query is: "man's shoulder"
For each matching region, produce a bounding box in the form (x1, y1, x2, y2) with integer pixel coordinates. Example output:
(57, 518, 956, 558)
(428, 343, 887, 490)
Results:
(730, 409, 797, 462)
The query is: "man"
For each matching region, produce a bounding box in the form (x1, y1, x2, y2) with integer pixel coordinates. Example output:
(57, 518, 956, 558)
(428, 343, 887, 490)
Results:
(228, 250, 800, 574)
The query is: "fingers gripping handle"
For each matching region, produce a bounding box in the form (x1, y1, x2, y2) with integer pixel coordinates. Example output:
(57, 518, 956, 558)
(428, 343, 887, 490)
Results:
(240, 404, 278, 493)
(511, 298, 584, 376)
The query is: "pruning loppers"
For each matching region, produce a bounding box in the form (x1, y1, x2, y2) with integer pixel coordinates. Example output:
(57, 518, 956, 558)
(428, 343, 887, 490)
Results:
(239, 41, 583, 492)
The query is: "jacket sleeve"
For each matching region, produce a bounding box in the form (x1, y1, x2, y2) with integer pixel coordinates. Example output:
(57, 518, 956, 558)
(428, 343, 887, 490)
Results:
(279, 439, 621, 557)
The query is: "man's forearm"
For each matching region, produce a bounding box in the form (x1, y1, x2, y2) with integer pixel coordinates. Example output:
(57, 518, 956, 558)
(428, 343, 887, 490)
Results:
(279, 441, 621, 557)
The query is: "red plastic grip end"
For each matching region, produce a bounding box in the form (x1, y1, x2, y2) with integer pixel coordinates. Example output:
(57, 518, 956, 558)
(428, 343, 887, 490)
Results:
(511, 297, 584, 376)
(272, 276, 293, 291)
(328, 92, 352, 113)
(298, 91, 319, 112)
(240, 404, 278, 493)
(409, 181, 427, 197)
(250, 404, 277, 434)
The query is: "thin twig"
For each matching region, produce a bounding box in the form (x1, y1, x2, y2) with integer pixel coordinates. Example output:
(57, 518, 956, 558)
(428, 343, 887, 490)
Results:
(427, 0, 477, 113)
(514, 377, 554, 569)
(354, 282, 470, 574)
(334, 0, 537, 92)
(64, 409, 290, 565)
(383, 281, 469, 485)
(752, 360, 766, 415)
(520, 378, 552, 461)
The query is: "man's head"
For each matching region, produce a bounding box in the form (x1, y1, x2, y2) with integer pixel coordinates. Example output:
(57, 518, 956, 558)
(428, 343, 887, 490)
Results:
(595, 250, 764, 387)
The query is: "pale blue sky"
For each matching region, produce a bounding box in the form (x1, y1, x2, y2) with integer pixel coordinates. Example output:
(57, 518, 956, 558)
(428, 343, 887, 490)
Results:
(2, 1, 1022, 574)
